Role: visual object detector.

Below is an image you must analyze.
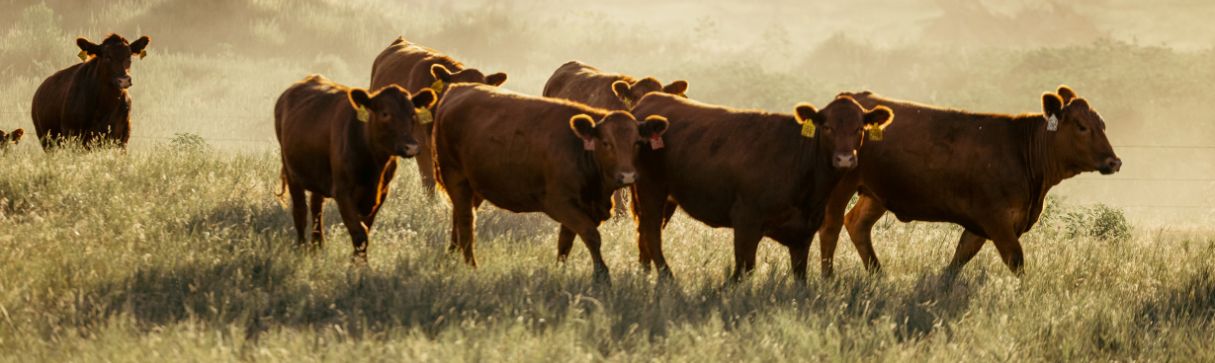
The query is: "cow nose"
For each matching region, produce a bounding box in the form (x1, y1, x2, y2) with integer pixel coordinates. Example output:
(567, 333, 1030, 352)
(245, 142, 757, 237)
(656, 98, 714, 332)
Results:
(833, 152, 857, 169)
(1101, 157, 1122, 174)
(116, 76, 132, 89)
(618, 172, 637, 185)
(399, 144, 419, 157)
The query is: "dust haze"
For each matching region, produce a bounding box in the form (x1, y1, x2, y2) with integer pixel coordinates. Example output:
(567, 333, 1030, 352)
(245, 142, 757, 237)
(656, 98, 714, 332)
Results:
(1, 0, 1212, 225)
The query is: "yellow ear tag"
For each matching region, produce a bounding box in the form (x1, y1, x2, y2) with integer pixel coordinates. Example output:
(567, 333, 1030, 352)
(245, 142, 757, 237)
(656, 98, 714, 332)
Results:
(416, 108, 433, 124)
(138, 50, 147, 59)
(78, 50, 89, 62)
(355, 105, 370, 123)
(800, 121, 816, 138)
(430, 80, 446, 94)
(867, 126, 884, 141)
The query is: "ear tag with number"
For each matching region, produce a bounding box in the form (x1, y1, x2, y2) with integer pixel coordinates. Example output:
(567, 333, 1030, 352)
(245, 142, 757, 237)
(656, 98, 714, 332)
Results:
(355, 105, 370, 123)
(650, 135, 664, 149)
(800, 121, 816, 138)
(867, 126, 884, 141)
(416, 108, 433, 124)
(1046, 114, 1059, 131)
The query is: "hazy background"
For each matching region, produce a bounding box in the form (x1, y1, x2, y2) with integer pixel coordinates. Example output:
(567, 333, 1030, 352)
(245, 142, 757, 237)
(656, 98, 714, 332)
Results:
(0, 0, 1212, 225)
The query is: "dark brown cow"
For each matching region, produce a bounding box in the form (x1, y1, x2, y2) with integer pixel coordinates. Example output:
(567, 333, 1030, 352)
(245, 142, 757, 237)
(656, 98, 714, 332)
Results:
(543, 60, 689, 216)
(0, 129, 23, 151)
(32, 34, 150, 149)
(816, 86, 1121, 278)
(630, 93, 894, 281)
(370, 37, 507, 196)
(433, 84, 669, 283)
(275, 74, 437, 262)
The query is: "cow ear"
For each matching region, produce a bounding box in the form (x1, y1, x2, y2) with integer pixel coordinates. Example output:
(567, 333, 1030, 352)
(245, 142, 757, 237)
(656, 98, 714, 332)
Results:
(569, 114, 598, 149)
(611, 81, 632, 101)
(348, 89, 375, 123)
(1057, 85, 1077, 104)
(1042, 92, 1064, 118)
(76, 37, 101, 55)
(863, 106, 894, 128)
(430, 64, 454, 82)
(411, 88, 437, 109)
(485, 72, 507, 86)
(794, 103, 821, 125)
(663, 80, 689, 96)
(129, 36, 150, 56)
(10, 129, 23, 142)
(640, 115, 669, 137)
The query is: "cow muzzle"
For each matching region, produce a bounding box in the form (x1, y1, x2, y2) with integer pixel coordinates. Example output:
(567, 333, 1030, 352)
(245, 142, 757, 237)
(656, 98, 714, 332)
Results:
(617, 171, 638, 185)
(1099, 157, 1122, 175)
(832, 152, 858, 169)
(397, 143, 420, 158)
(116, 76, 132, 89)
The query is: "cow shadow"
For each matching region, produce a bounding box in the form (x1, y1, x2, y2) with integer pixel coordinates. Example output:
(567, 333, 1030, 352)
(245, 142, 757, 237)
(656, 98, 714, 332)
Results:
(1137, 268, 1215, 328)
(890, 272, 983, 340)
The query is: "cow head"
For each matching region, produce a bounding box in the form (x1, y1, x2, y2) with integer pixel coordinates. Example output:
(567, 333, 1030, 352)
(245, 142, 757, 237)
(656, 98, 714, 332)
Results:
(348, 85, 437, 158)
(77, 34, 150, 90)
(611, 77, 689, 109)
(429, 64, 507, 96)
(1042, 85, 1121, 175)
(0, 128, 23, 150)
(795, 96, 894, 170)
(570, 112, 669, 188)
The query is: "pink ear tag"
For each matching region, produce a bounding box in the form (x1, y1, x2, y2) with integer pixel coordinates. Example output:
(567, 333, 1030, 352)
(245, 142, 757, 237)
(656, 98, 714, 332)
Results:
(650, 135, 664, 149)
(583, 139, 595, 151)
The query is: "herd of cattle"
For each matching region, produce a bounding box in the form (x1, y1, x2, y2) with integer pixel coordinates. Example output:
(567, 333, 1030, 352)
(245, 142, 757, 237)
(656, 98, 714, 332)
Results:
(15, 34, 1123, 283)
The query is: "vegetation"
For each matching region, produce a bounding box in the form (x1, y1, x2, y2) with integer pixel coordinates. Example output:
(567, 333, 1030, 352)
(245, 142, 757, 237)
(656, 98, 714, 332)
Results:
(0, 1, 1212, 361)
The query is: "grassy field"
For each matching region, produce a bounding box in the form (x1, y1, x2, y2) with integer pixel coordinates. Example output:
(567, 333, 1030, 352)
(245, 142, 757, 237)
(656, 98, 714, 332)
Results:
(1, 1, 1214, 361)
(0, 146, 1212, 361)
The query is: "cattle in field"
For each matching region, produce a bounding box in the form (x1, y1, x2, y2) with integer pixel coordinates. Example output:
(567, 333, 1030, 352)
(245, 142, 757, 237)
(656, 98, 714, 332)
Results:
(370, 37, 508, 197)
(629, 93, 894, 281)
(275, 74, 437, 262)
(433, 84, 669, 283)
(815, 86, 1121, 278)
(0, 129, 23, 151)
(543, 60, 689, 217)
(32, 34, 150, 149)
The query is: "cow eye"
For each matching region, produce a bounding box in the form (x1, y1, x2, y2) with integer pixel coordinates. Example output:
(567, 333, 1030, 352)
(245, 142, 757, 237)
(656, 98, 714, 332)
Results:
(380, 112, 390, 119)
(1077, 123, 1088, 133)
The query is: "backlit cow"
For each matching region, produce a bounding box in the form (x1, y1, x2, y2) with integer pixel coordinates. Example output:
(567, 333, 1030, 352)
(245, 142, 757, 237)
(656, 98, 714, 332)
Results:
(32, 34, 150, 149)
(816, 86, 1121, 277)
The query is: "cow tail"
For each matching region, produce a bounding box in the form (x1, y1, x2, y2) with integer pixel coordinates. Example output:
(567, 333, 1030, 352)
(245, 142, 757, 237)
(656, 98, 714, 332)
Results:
(274, 167, 289, 208)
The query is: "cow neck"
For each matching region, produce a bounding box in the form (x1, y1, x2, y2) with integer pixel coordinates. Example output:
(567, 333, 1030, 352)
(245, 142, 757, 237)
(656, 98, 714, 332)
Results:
(794, 124, 837, 208)
(1020, 114, 1070, 230)
(349, 119, 396, 173)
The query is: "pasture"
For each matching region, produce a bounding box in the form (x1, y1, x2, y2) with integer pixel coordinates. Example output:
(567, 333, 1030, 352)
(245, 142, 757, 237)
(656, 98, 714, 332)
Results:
(1, 1, 1214, 361)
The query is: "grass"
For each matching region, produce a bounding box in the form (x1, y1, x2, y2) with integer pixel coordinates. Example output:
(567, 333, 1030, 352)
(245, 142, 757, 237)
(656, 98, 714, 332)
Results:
(0, 145, 1212, 362)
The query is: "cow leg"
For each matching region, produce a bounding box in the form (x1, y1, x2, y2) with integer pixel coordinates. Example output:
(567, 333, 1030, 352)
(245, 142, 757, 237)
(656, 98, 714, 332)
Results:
(843, 195, 887, 274)
(635, 184, 676, 280)
(729, 212, 765, 282)
(986, 226, 1026, 276)
(945, 229, 986, 276)
(817, 187, 853, 278)
(557, 225, 576, 262)
(548, 205, 611, 284)
(414, 147, 437, 198)
(286, 181, 308, 247)
(447, 182, 478, 267)
(787, 243, 811, 282)
(335, 196, 370, 263)
(309, 193, 325, 247)
(627, 186, 652, 269)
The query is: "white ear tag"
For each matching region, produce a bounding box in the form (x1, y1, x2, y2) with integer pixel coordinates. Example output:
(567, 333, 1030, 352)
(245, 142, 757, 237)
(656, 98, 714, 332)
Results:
(1046, 114, 1059, 131)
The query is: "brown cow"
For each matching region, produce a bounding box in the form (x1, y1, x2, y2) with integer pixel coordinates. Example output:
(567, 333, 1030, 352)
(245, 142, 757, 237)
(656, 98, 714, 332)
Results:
(630, 93, 894, 281)
(543, 60, 689, 217)
(433, 84, 669, 283)
(32, 34, 150, 149)
(0, 129, 23, 151)
(275, 74, 437, 262)
(370, 37, 507, 197)
(816, 86, 1121, 278)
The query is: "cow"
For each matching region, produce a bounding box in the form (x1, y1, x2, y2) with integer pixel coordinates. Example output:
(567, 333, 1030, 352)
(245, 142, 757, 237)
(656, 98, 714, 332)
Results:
(0, 129, 23, 151)
(815, 86, 1122, 278)
(274, 74, 437, 262)
(432, 84, 669, 283)
(543, 60, 689, 217)
(630, 93, 894, 281)
(31, 34, 150, 150)
(369, 37, 508, 197)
